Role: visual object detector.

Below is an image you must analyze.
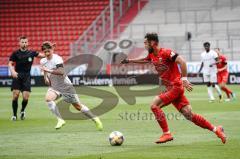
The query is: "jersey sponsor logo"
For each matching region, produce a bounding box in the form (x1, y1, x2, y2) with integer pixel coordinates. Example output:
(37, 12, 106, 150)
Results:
(154, 63, 169, 74)
(170, 51, 175, 57)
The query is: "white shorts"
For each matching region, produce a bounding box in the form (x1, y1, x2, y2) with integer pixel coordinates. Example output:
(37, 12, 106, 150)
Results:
(203, 74, 217, 83)
(48, 88, 80, 104)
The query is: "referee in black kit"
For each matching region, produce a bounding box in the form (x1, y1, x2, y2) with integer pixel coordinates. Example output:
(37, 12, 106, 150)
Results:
(8, 36, 45, 121)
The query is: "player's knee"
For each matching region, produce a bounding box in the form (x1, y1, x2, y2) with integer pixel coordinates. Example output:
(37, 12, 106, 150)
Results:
(181, 106, 193, 120)
(219, 83, 225, 87)
(12, 96, 19, 100)
(150, 104, 158, 111)
(13, 93, 20, 100)
(45, 98, 53, 103)
(73, 103, 81, 111)
(23, 95, 29, 101)
(184, 112, 193, 121)
(151, 96, 163, 107)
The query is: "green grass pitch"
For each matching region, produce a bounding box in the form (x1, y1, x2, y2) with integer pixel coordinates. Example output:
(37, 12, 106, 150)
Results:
(0, 85, 239, 159)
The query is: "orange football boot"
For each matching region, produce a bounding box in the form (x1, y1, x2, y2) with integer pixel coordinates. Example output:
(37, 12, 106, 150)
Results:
(215, 126, 226, 144)
(155, 133, 173, 144)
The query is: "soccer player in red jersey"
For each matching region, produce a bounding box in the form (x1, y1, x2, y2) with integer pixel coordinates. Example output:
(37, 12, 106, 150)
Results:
(121, 33, 226, 144)
(214, 48, 235, 101)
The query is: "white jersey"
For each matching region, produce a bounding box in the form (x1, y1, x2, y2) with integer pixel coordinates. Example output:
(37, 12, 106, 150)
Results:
(200, 50, 218, 75)
(40, 54, 74, 94)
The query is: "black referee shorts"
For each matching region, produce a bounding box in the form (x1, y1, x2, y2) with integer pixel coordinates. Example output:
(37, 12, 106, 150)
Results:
(11, 73, 31, 92)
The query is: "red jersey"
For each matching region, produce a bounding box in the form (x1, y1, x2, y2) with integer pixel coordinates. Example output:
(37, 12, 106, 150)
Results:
(145, 48, 181, 88)
(217, 55, 228, 73)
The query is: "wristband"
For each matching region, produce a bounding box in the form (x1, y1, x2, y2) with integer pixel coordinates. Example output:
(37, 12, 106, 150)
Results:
(181, 77, 188, 81)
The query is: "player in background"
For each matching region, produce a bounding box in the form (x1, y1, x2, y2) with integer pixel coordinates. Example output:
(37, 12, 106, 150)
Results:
(213, 48, 236, 101)
(8, 36, 45, 121)
(40, 41, 103, 130)
(198, 42, 222, 102)
(121, 33, 226, 144)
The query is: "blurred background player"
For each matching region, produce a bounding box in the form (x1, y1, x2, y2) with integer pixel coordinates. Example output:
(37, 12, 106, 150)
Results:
(39, 41, 103, 130)
(214, 48, 236, 101)
(198, 42, 222, 102)
(121, 33, 226, 144)
(8, 36, 45, 121)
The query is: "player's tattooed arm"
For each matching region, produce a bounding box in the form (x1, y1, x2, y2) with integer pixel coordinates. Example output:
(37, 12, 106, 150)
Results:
(43, 71, 51, 86)
(175, 55, 193, 92)
(40, 64, 65, 75)
(8, 61, 18, 78)
(121, 57, 150, 64)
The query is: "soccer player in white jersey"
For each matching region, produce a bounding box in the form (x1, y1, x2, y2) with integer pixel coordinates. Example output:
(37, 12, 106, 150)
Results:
(39, 41, 103, 130)
(198, 42, 222, 102)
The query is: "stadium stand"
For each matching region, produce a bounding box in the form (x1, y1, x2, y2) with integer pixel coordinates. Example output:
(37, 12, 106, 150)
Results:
(0, 0, 112, 65)
(116, 0, 240, 61)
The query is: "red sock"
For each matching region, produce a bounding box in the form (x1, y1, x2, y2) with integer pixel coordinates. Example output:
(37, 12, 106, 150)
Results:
(221, 86, 232, 98)
(191, 114, 214, 131)
(151, 105, 169, 133)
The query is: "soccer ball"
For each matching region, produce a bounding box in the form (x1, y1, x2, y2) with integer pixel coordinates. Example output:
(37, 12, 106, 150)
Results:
(109, 131, 124, 146)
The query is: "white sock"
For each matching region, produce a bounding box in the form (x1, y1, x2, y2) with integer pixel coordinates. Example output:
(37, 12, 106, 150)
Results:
(163, 131, 170, 134)
(207, 87, 215, 100)
(47, 101, 63, 120)
(80, 104, 96, 120)
(214, 84, 222, 96)
(212, 126, 217, 132)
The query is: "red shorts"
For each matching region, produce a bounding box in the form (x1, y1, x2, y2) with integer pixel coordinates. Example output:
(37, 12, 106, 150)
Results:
(217, 71, 229, 84)
(159, 84, 190, 111)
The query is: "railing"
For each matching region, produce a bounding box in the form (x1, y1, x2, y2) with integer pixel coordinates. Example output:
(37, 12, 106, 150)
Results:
(137, 0, 240, 24)
(116, 21, 240, 61)
(117, 20, 240, 38)
(127, 37, 240, 61)
(70, 6, 111, 56)
(70, 0, 137, 56)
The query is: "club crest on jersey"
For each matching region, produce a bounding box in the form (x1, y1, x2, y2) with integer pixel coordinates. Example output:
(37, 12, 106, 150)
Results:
(170, 51, 175, 57)
(28, 57, 32, 62)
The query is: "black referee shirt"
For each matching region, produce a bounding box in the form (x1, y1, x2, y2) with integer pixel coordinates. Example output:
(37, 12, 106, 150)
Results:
(9, 49, 39, 74)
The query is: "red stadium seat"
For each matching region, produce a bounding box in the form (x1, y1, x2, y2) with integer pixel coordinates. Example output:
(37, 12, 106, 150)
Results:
(0, 0, 109, 64)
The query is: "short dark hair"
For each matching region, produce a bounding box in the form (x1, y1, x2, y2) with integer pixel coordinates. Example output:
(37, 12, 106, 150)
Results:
(203, 42, 210, 47)
(19, 36, 27, 40)
(145, 33, 159, 43)
(41, 41, 54, 51)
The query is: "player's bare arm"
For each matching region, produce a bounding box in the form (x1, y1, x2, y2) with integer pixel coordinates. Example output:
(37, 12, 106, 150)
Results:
(37, 52, 46, 58)
(8, 60, 18, 78)
(218, 65, 227, 72)
(198, 62, 204, 73)
(40, 64, 64, 75)
(121, 37, 156, 64)
(209, 57, 220, 67)
(121, 57, 150, 64)
(175, 55, 193, 92)
(42, 71, 51, 86)
(43, 72, 51, 86)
